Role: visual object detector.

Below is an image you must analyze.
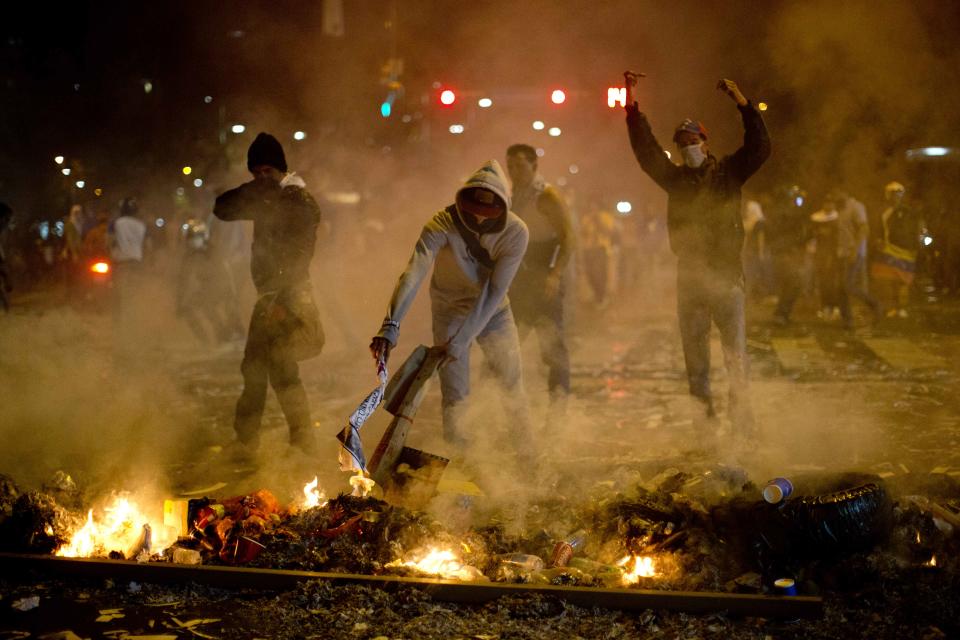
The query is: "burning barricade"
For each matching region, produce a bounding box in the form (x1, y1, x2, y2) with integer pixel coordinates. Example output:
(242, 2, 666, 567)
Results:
(2, 464, 958, 603)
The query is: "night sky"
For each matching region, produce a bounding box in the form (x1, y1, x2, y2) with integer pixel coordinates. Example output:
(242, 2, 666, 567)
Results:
(3, 1, 960, 220)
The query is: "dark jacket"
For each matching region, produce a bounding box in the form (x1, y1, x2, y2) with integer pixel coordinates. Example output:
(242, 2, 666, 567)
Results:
(214, 178, 320, 294)
(626, 102, 770, 282)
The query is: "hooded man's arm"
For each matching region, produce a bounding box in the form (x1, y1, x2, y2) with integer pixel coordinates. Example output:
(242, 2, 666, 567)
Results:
(213, 181, 269, 221)
(625, 105, 682, 192)
(726, 102, 771, 184)
(376, 214, 450, 346)
(447, 223, 529, 359)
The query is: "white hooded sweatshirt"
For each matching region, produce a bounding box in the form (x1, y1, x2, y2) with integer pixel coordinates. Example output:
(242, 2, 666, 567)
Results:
(377, 160, 529, 359)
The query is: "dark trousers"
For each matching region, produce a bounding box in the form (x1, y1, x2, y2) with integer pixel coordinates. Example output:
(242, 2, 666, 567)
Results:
(676, 264, 752, 427)
(234, 294, 311, 447)
(773, 250, 804, 320)
(511, 267, 571, 396)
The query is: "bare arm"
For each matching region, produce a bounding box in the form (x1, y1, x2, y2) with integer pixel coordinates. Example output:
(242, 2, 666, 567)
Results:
(538, 186, 575, 277)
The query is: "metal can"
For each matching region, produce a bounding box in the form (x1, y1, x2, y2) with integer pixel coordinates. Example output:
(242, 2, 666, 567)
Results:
(549, 530, 586, 568)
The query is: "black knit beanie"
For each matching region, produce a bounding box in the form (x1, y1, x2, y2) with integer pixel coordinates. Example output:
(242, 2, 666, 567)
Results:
(247, 132, 287, 172)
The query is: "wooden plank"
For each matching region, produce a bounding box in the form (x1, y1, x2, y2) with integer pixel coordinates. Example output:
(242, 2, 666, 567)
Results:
(0, 553, 823, 619)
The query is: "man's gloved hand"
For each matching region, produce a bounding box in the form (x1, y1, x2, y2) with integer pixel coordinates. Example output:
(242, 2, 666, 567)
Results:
(623, 70, 646, 109)
(717, 78, 748, 107)
(369, 336, 393, 365)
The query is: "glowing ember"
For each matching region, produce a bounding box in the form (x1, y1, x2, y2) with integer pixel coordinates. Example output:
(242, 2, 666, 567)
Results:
(387, 547, 469, 579)
(349, 470, 376, 497)
(56, 494, 174, 558)
(302, 476, 327, 509)
(618, 555, 657, 583)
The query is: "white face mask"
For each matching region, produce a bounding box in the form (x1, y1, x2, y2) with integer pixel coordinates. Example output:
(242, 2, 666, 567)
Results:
(680, 143, 706, 168)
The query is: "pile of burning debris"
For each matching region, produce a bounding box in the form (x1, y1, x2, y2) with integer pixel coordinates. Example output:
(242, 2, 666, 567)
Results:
(2, 463, 958, 602)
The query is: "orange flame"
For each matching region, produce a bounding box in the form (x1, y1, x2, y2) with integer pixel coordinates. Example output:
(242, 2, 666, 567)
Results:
(302, 476, 328, 509)
(57, 494, 174, 558)
(618, 555, 657, 584)
(349, 470, 376, 497)
(387, 547, 468, 579)
(90, 261, 110, 274)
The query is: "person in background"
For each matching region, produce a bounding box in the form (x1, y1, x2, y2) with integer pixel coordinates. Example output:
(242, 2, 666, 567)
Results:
(61, 204, 85, 303)
(741, 196, 768, 301)
(109, 197, 148, 354)
(369, 160, 534, 462)
(809, 195, 842, 321)
(623, 73, 770, 435)
(580, 203, 618, 308)
(214, 133, 324, 458)
(872, 181, 922, 318)
(834, 190, 881, 328)
(505, 143, 574, 407)
(768, 186, 810, 325)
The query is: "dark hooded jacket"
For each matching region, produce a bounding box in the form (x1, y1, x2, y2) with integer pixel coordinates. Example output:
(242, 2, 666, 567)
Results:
(626, 102, 770, 283)
(213, 175, 320, 294)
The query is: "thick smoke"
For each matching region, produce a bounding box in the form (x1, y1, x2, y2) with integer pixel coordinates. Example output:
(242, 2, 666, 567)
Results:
(1, 1, 955, 516)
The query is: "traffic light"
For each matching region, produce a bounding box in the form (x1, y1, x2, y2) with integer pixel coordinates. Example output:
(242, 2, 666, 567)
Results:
(607, 87, 626, 108)
(439, 89, 456, 105)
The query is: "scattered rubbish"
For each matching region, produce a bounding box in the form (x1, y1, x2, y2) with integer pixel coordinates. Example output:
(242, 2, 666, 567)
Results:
(11, 595, 40, 611)
(96, 608, 125, 622)
(774, 577, 798, 596)
(549, 529, 587, 567)
(763, 477, 794, 504)
(171, 546, 202, 565)
(499, 553, 545, 571)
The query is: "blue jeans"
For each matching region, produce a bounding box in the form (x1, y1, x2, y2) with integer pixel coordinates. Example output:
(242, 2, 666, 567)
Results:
(840, 255, 880, 325)
(676, 264, 752, 428)
(433, 306, 532, 448)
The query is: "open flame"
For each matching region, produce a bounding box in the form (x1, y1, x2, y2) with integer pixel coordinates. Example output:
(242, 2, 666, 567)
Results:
(387, 547, 469, 579)
(618, 555, 658, 584)
(57, 494, 173, 558)
(925, 555, 937, 567)
(302, 476, 328, 509)
(349, 470, 376, 497)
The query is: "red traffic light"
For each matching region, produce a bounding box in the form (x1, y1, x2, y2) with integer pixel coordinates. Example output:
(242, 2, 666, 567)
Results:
(550, 89, 566, 104)
(439, 89, 456, 105)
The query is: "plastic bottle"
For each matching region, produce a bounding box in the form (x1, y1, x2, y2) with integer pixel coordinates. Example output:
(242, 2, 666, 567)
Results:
(498, 553, 545, 571)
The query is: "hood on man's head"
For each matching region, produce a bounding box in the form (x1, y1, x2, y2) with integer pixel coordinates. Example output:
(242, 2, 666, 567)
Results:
(456, 159, 511, 212)
(247, 132, 288, 172)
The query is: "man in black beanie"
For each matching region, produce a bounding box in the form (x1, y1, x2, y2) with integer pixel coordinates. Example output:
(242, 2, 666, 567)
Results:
(214, 132, 324, 460)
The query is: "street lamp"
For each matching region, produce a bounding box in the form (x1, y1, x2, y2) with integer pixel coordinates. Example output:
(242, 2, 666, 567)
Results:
(231, 124, 246, 134)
